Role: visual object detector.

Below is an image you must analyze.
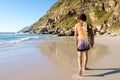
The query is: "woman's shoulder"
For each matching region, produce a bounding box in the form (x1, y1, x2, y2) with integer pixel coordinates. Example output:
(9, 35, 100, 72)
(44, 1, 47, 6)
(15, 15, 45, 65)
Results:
(75, 22, 81, 28)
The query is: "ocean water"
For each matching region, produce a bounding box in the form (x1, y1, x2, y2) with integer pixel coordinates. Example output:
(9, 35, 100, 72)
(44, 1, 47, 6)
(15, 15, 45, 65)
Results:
(0, 32, 57, 45)
(0, 32, 72, 80)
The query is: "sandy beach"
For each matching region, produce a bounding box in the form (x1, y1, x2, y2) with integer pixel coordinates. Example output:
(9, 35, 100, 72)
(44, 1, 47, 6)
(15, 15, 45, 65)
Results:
(0, 36, 120, 80)
(40, 36, 120, 80)
(0, 40, 71, 80)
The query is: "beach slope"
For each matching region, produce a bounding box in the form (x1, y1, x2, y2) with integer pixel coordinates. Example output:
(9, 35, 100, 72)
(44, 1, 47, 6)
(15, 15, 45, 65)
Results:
(40, 36, 120, 80)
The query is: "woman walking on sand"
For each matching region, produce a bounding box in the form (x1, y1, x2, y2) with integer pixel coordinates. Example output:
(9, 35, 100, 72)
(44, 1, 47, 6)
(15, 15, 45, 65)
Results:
(74, 13, 94, 76)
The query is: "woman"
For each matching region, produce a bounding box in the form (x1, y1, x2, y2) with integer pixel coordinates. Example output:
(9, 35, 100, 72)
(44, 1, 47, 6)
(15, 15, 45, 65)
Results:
(74, 13, 94, 76)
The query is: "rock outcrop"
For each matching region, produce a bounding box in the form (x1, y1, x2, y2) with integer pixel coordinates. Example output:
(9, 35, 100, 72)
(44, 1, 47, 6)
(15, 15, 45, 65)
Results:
(22, 0, 120, 36)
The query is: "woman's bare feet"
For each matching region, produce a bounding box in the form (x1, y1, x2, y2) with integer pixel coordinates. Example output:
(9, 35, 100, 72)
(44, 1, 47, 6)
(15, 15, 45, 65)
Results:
(78, 68, 82, 76)
(83, 67, 90, 71)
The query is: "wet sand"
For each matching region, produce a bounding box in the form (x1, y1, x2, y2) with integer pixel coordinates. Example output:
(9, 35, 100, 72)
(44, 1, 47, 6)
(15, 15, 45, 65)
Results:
(40, 36, 120, 80)
(0, 36, 120, 80)
(0, 41, 71, 80)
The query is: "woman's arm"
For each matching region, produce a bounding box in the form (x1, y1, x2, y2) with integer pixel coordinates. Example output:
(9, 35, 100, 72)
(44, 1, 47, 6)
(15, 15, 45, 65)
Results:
(74, 24, 78, 46)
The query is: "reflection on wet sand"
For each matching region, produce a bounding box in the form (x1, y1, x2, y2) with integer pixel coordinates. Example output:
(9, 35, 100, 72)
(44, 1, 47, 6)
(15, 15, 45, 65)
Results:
(39, 37, 107, 76)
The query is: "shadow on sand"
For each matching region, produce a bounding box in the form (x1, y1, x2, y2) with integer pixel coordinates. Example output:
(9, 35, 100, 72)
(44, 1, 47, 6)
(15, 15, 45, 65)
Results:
(85, 68, 120, 77)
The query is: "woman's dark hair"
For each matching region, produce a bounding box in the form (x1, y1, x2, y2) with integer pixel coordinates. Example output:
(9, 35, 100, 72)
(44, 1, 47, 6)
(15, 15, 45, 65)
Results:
(79, 14, 87, 21)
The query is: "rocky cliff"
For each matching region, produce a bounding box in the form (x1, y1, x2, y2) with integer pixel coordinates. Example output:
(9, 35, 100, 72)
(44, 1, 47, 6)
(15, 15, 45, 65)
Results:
(23, 0, 120, 36)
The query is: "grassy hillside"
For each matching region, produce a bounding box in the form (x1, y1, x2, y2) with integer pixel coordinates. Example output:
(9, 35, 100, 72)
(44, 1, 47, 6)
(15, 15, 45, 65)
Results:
(24, 0, 120, 35)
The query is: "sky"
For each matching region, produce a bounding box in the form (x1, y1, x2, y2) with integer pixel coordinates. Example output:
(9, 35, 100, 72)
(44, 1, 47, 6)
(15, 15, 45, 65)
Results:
(0, 0, 57, 32)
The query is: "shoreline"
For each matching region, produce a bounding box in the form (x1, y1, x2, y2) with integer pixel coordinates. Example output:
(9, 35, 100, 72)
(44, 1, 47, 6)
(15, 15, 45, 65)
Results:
(0, 35, 120, 80)
(0, 40, 71, 80)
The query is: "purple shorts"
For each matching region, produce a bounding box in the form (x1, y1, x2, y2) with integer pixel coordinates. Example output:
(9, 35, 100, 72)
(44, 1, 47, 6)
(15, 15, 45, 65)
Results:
(77, 39, 90, 52)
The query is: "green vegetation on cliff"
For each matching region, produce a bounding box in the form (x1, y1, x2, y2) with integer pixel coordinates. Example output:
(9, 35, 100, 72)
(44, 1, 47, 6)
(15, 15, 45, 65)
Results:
(24, 0, 120, 35)
(54, 16, 77, 28)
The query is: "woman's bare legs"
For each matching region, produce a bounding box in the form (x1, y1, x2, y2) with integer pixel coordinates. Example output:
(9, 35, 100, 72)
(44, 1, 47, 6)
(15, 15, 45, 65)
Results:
(78, 52, 83, 76)
(83, 51, 88, 71)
